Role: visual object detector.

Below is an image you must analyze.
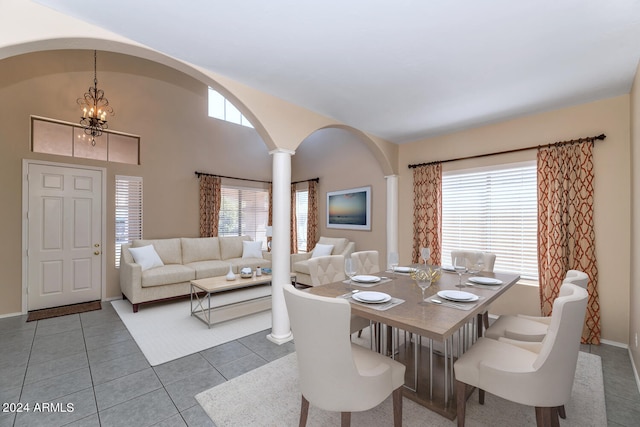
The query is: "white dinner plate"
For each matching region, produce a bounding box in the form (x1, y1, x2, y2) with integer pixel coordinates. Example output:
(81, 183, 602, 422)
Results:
(468, 277, 503, 285)
(393, 266, 414, 273)
(352, 291, 391, 304)
(441, 265, 456, 272)
(352, 275, 381, 283)
(437, 290, 479, 302)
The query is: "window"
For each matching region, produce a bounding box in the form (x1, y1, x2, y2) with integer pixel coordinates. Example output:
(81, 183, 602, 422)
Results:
(208, 88, 254, 128)
(115, 176, 143, 267)
(295, 189, 309, 252)
(218, 185, 268, 248)
(441, 162, 538, 280)
(32, 117, 140, 165)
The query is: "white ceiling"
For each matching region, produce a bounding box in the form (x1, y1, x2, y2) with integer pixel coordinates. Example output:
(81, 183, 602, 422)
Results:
(35, 0, 640, 143)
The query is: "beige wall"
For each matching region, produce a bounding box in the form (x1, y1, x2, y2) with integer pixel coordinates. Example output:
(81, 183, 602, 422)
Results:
(0, 50, 272, 315)
(398, 95, 631, 344)
(630, 61, 640, 373)
(0, 50, 385, 317)
(292, 128, 387, 257)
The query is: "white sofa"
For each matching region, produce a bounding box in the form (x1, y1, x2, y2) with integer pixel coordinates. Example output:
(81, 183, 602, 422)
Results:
(120, 235, 271, 312)
(290, 237, 355, 286)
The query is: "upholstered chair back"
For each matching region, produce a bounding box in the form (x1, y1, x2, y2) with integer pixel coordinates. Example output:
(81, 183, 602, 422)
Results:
(307, 255, 345, 286)
(528, 283, 588, 405)
(450, 250, 496, 272)
(563, 269, 589, 289)
(351, 251, 380, 275)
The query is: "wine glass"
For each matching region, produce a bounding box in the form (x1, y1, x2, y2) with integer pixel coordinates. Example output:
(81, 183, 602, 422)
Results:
(344, 258, 357, 288)
(388, 252, 399, 277)
(452, 255, 468, 288)
(420, 247, 430, 266)
(467, 255, 485, 276)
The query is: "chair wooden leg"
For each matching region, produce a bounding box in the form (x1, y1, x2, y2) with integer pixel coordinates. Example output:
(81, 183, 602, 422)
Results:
(456, 380, 468, 427)
(299, 395, 309, 427)
(341, 412, 351, 427)
(483, 311, 490, 330)
(476, 313, 484, 338)
(535, 407, 560, 427)
(558, 404, 566, 419)
(392, 387, 402, 427)
(478, 388, 485, 405)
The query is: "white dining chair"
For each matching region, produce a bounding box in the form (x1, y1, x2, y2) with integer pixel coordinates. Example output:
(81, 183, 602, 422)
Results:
(283, 284, 405, 427)
(307, 255, 371, 336)
(454, 283, 588, 427)
(485, 270, 589, 342)
(450, 250, 496, 333)
(351, 250, 380, 275)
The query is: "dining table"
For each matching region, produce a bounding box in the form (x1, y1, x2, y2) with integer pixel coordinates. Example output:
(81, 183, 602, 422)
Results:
(306, 265, 520, 420)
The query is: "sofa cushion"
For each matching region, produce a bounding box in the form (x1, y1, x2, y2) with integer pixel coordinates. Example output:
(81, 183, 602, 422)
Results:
(141, 264, 195, 288)
(318, 237, 348, 255)
(228, 257, 272, 274)
(186, 260, 232, 279)
(220, 235, 251, 260)
(133, 238, 182, 264)
(293, 260, 311, 275)
(128, 245, 164, 271)
(181, 237, 221, 264)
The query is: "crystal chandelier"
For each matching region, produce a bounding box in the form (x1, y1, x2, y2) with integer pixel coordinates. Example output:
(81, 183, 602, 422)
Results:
(77, 50, 114, 146)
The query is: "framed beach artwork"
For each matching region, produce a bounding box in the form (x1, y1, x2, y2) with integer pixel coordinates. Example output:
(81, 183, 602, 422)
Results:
(326, 186, 371, 230)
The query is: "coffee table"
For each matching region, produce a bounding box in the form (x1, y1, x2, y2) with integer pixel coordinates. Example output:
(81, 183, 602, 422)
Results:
(190, 273, 295, 328)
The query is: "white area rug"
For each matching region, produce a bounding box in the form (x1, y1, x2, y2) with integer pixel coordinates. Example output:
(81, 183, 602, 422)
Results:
(112, 299, 272, 366)
(196, 351, 606, 427)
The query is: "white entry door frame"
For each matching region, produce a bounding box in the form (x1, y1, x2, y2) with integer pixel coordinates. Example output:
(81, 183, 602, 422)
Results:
(22, 159, 107, 313)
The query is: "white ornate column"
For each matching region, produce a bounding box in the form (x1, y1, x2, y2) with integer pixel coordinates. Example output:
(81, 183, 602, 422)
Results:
(266, 148, 294, 344)
(385, 175, 399, 268)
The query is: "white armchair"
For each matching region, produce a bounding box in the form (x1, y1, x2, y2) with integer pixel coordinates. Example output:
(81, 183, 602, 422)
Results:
(454, 283, 588, 427)
(291, 237, 356, 286)
(283, 284, 405, 427)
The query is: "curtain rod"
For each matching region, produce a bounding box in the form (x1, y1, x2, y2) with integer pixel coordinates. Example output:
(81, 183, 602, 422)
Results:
(195, 171, 319, 185)
(292, 177, 320, 185)
(407, 133, 606, 169)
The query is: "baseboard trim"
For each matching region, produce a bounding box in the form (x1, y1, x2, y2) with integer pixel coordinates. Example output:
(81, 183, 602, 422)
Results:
(0, 311, 24, 319)
(600, 338, 628, 349)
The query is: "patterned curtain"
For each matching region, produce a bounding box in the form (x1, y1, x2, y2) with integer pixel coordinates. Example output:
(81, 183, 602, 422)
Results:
(537, 141, 600, 344)
(307, 180, 319, 252)
(267, 183, 273, 249)
(291, 184, 298, 254)
(199, 175, 221, 237)
(412, 163, 442, 265)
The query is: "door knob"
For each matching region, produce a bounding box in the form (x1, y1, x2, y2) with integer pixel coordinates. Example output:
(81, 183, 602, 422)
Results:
(94, 251, 101, 255)
(94, 243, 100, 247)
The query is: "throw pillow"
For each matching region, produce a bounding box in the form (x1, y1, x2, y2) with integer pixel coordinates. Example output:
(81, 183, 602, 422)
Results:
(242, 240, 263, 259)
(128, 245, 164, 271)
(311, 243, 334, 258)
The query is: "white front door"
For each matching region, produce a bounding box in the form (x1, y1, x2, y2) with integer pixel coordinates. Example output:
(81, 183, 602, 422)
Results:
(27, 163, 103, 310)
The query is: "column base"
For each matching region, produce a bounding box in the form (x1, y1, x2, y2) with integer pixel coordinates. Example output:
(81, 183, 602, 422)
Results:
(266, 331, 293, 345)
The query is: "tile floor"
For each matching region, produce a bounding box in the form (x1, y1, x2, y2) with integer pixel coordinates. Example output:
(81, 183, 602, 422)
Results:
(0, 302, 638, 426)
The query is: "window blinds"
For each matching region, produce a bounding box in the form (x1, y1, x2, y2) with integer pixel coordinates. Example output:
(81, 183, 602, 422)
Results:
(441, 163, 538, 280)
(115, 175, 143, 268)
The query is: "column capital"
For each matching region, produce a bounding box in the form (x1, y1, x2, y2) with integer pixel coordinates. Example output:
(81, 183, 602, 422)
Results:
(384, 174, 399, 180)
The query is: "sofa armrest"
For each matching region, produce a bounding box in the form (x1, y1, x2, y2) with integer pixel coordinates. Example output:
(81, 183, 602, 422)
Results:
(262, 250, 272, 261)
(291, 252, 312, 265)
(119, 260, 142, 300)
